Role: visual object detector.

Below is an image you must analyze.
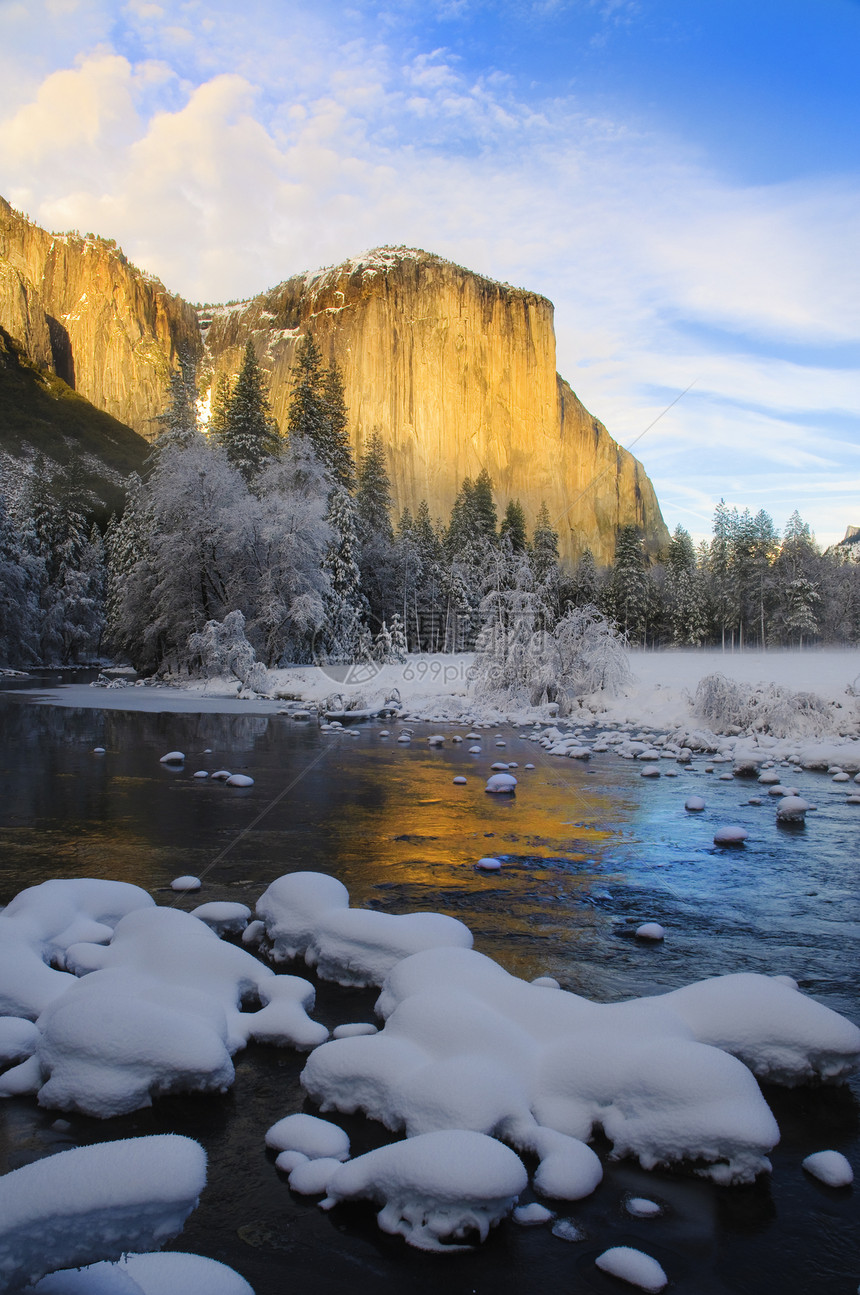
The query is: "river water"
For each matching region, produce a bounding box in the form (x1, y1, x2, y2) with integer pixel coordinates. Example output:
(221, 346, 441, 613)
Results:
(0, 680, 857, 1294)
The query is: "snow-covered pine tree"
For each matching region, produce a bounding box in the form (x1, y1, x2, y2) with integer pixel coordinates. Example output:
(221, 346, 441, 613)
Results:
(320, 362, 355, 492)
(155, 354, 199, 450)
(105, 474, 156, 668)
(500, 499, 527, 551)
(389, 611, 408, 663)
(373, 619, 394, 663)
(356, 429, 396, 631)
(217, 340, 280, 481)
(531, 503, 559, 584)
(0, 492, 37, 666)
(604, 525, 648, 643)
(320, 485, 368, 662)
(208, 372, 233, 440)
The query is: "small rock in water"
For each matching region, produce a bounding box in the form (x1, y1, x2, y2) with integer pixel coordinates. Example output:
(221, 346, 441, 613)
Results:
(491, 761, 509, 771)
(713, 825, 748, 845)
(802, 1150, 853, 1187)
(452, 776, 467, 785)
(525, 762, 535, 769)
(551, 1218, 587, 1242)
(595, 1246, 667, 1292)
(476, 856, 502, 871)
(640, 767, 660, 779)
(747, 796, 762, 805)
(685, 796, 705, 811)
(159, 750, 185, 764)
(210, 770, 232, 781)
(92, 747, 105, 755)
(625, 1196, 662, 1218)
(776, 796, 809, 822)
(226, 774, 254, 787)
(193, 770, 209, 778)
(379, 730, 390, 737)
(635, 923, 665, 941)
(832, 772, 850, 782)
(468, 745, 482, 754)
(485, 773, 517, 794)
(513, 1203, 554, 1226)
(170, 875, 201, 891)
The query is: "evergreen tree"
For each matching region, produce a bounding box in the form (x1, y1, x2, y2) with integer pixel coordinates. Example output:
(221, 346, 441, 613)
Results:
(356, 430, 394, 543)
(156, 354, 199, 449)
(217, 340, 280, 481)
(208, 372, 233, 439)
(531, 503, 560, 584)
(500, 499, 527, 551)
(287, 334, 354, 489)
(320, 363, 355, 492)
(472, 468, 498, 542)
(604, 525, 648, 642)
(320, 486, 368, 662)
(0, 493, 37, 666)
(356, 430, 396, 630)
(389, 612, 408, 662)
(445, 477, 476, 556)
(568, 548, 600, 609)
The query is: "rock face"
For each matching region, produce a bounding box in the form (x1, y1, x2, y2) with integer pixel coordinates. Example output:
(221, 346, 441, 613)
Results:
(203, 248, 668, 564)
(0, 197, 201, 440)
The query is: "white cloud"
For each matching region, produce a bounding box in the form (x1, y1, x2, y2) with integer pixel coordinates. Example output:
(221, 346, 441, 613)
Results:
(0, 3, 857, 542)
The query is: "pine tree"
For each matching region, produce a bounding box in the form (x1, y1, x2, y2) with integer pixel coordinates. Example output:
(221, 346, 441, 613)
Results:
(356, 429, 395, 632)
(472, 468, 498, 542)
(287, 334, 355, 489)
(356, 430, 394, 543)
(389, 612, 408, 662)
(500, 499, 527, 551)
(320, 486, 368, 662)
(156, 354, 199, 450)
(217, 340, 280, 481)
(605, 525, 648, 642)
(208, 372, 233, 439)
(531, 503, 560, 584)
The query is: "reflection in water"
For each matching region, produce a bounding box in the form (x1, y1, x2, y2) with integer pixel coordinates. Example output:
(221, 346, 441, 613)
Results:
(0, 689, 858, 1295)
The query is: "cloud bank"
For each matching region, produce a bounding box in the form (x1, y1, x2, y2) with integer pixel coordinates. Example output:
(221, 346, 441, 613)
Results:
(0, 0, 858, 545)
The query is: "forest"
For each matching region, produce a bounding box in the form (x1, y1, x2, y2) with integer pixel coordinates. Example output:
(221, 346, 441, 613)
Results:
(1, 333, 858, 674)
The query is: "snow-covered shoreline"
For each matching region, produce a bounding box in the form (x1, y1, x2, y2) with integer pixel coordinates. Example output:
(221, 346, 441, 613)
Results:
(13, 646, 860, 766)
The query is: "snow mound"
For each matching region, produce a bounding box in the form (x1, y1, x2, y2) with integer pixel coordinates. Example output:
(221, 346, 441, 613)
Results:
(170, 876, 201, 892)
(684, 797, 705, 811)
(318, 1130, 528, 1252)
(0, 879, 154, 1020)
(713, 826, 748, 845)
(302, 947, 797, 1186)
(189, 902, 251, 935)
(485, 773, 517, 794)
(635, 923, 665, 941)
(595, 1246, 667, 1292)
(660, 972, 860, 1085)
(0, 1135, 205, 1291)
(265, 1112, 350, 1161)
(31, 1252, 254, 1295)
(776, 796, 809, 822)
(159, 751, 184, 764)
(225, 774, 254, 787)
(801, 1150, 853, 1187)
(2, 905, 326, 1116)
(255, 872, 473, 987)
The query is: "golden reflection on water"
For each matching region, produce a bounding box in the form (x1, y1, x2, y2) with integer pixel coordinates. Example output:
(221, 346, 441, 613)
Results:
(315, 740, 624, 984)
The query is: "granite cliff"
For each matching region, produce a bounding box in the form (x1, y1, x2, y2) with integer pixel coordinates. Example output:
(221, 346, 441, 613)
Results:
(1, 198, 668, 564)
(0, 197, 200, 440)
(203, 248, 668, 564)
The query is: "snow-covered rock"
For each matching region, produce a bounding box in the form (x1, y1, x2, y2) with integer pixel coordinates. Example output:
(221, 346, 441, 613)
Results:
(0, 879, 154, 1020)
(595, 1246, 667, 1292)
(225, 774, 254, 787)
(0, 1135, 206, 1291)
(776, 796, 809, 822)
(0, 905, 327, 1116)
(635, 923, 665, 941)
(170, 876, 201, 892)
(317, 1130, 528, 1252)
(255, 871, 473, 987)
(713, 826, 748, 845)
(265, 1112, 350, 1161)
(30, 1252, 254, 1295)
(189, 902, 251, 936)
(801, 1149, 853, 1187)
(485, 773, 517, 794)
(158, 751, 185, 765)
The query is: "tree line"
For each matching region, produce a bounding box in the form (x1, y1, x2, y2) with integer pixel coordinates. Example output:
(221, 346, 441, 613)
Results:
(0, 335, 858, 672)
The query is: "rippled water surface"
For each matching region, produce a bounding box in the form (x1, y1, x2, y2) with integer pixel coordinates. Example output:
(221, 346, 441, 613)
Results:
(0, 681, 857, 1294)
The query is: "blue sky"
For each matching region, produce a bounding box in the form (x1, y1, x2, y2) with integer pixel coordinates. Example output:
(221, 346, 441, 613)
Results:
(1, 0, 858, 547)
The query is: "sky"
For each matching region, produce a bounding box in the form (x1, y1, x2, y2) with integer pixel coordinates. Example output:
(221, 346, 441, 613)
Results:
(1, 0, 858, 548)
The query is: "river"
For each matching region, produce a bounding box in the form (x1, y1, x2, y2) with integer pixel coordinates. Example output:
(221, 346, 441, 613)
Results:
(0, 680, 857, 1294)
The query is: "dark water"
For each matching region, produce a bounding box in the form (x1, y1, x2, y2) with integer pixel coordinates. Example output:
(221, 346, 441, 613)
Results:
(0, 683, 858, 1294)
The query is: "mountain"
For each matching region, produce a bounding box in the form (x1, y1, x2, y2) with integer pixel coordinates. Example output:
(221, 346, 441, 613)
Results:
(0, 325, 147, 518)
(202, 248, 669, 564)
(1, 198, 669, 563)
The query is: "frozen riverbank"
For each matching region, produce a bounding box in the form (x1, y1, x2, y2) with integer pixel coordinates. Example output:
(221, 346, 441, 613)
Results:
(15, 647, 860, 765)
